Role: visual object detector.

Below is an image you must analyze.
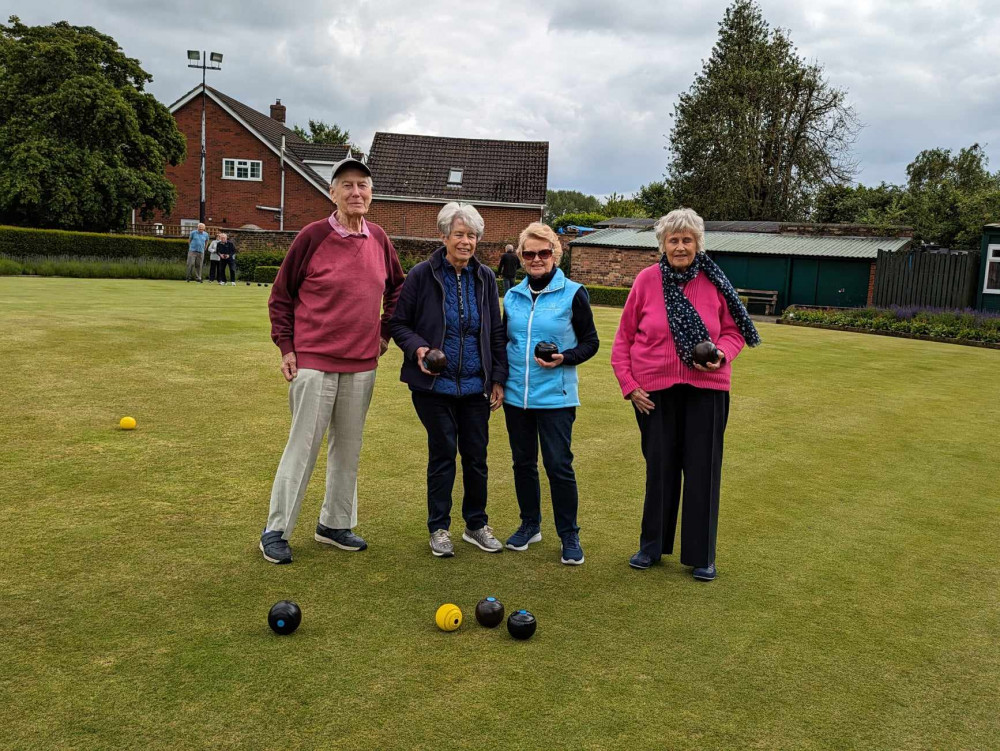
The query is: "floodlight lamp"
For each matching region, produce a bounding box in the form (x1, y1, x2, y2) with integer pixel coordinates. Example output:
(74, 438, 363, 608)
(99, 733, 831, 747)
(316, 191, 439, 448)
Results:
(187, 50, 200, 61)
(210, 52, 223, 64)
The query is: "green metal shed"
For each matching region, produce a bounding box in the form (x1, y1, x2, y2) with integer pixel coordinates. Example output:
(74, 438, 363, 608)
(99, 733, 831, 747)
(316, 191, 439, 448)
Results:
(569, 227, 911, 313)
(977, 224, 1000, 312)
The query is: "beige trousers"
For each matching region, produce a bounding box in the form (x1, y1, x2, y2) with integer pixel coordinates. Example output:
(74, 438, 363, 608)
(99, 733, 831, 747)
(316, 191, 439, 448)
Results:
(266, 368, 377, 538)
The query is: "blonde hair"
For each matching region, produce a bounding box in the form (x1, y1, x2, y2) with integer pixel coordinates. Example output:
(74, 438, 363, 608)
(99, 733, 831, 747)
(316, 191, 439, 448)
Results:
(654, 208, 705, 254)
(516, 222, 563, 265)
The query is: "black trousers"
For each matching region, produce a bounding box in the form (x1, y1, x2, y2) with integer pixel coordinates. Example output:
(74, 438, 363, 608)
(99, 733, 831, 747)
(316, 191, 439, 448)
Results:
(411, 390, 491, 533)
(503, 405, 579, 538)
(222, 257, 237, 282)
(634, 384, 729, 567)
(208, 259, 221, 281)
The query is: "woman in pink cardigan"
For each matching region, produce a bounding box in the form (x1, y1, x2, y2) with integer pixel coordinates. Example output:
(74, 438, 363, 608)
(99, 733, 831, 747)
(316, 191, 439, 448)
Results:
(611, 208, 760, 581)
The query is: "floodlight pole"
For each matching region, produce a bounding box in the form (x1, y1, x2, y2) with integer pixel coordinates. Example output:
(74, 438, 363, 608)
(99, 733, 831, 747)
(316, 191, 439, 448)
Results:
(188, 51, 223, 224)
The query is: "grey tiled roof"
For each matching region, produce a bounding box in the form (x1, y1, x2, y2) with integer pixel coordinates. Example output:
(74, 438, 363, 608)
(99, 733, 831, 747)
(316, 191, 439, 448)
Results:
(367, 132, 548, 205)
(289, 142, 351, 163)
(570, 227, 911, 259)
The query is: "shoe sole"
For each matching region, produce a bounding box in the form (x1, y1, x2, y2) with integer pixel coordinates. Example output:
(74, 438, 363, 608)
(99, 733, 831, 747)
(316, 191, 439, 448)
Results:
(505, 532, 542, 551)
(693, 573, 716, 581)
(462, 532, 503, 553)
(314, 533, 366, 551)
(430, 544, 455, 558)
(259, 541, 291, 564)
(561, 555, 585, 565)
(628, 560, 651, 570)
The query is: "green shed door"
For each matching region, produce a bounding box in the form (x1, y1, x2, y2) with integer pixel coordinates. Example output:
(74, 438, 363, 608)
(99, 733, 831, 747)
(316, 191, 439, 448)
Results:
(815, 260, 870, 308)
(713, 254, 748, 288)
(789, 258, 819, 306)
(744, 256, 790, 310)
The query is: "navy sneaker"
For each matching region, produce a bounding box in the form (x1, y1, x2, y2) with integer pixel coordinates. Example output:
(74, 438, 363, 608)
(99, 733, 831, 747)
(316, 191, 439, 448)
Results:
(560, 532, 584, 565)
(505, 522, 542, 551)
(260, 530, 292, 564)
(692, 563, 717, 581)
(314, 523, 367, 551)
(628, 550, 654, 570)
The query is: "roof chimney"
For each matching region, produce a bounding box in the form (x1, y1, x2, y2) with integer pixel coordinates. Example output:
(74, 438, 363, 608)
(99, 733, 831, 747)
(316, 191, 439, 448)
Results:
(270, 99, 286, 123)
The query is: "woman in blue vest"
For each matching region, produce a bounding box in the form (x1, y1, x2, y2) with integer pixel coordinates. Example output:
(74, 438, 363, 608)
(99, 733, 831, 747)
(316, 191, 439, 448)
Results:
(388, 203, 508, 559)
(503, 222, 599, 564)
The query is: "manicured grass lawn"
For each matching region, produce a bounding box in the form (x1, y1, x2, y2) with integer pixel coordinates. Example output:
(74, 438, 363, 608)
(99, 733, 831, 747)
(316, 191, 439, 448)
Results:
(1, 277, 998, 750)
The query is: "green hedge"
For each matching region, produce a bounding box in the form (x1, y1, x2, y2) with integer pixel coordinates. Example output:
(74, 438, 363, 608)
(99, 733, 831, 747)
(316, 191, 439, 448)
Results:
(552, 213, 608, 231)
(0, 225, 187, 260)
(253, 265, 280, 283)
(782, 306, 1000, 344)
(236, 251, 286, 282)
(586, 284, 631, 307)
(0, 255, 187, 279)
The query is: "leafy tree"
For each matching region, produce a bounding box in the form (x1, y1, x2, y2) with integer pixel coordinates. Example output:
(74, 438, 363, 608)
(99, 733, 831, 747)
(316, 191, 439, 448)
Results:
(0, 17, 186, 231)
(601, 192, 648, 219)
(813, 182, 905, 225)
(292, 119, 364, 158)
(634, 180, 676, 218)
(544, 189, 602, 225)
(668, 0, 859, 221)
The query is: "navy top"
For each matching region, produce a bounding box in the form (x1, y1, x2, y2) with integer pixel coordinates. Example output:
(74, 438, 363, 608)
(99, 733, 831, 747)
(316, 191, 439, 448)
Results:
(433, 260, 485, 396)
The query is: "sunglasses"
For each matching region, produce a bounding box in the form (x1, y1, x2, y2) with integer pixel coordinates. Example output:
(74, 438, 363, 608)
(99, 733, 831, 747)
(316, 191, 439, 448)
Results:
(521, 248, 554, 261)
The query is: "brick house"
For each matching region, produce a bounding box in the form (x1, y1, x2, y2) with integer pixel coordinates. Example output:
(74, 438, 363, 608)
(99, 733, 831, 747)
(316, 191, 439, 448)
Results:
(365, 132, 548, 253)
(155, 84, 350, 231)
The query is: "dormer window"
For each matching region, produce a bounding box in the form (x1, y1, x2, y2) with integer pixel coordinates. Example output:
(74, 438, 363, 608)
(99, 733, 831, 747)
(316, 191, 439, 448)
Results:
(447, 168, 463, 187)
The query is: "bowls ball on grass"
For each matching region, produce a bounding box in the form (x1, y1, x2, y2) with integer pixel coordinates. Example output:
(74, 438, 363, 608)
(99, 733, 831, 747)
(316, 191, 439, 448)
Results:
(119, 416, 137, 430)
(268, 600, 302, 635)
(692, 341, 720, 366)
(423, 349, 448, 374)
(435, 603, 462, 632)
(474, 597, 505, 628)
(534, 341, 559, 362)
(507, 609, 537, 640)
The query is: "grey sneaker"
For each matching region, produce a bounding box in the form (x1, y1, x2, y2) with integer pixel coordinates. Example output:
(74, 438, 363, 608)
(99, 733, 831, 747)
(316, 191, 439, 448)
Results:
(260, 530, 292, 564)
(462, 525, 503, 553)
(429, 528, 454, 557)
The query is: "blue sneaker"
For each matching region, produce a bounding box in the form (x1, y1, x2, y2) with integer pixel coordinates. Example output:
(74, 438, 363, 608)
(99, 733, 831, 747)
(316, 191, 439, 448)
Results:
(560, 532, 584, 565)
(260, 530, 292, 564)
(692, 563, 716, 581)
(628, 550, 654, 570)
(505, 522, 541, 551)
(314, 523, 368, 551)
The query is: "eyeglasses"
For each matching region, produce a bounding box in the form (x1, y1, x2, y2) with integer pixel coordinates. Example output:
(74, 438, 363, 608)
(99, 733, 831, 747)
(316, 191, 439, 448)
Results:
(521, 248, 553, 261)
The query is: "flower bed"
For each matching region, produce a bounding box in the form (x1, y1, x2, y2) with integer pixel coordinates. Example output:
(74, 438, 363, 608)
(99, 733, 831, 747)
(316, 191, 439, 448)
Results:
(780, 305, 1000, 346)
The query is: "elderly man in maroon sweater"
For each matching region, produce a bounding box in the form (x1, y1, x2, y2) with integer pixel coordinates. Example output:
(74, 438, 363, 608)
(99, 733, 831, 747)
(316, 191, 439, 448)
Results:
(260, 158, 405, 565)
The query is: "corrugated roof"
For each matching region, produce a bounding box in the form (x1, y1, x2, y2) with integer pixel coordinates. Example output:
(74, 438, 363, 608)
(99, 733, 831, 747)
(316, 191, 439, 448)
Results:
(368, 132, 548, 205)
(570, 228, 911, 259)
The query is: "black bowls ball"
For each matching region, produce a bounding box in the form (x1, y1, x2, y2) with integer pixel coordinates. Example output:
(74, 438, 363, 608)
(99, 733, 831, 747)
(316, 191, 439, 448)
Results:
(475, 597, 505, 628)
(268, 600, 302, 635)
(534, 341, 559, 362)
(423, 348, 448, 374)
(692, 341, 720, 366)
(507, 609, 537, 640)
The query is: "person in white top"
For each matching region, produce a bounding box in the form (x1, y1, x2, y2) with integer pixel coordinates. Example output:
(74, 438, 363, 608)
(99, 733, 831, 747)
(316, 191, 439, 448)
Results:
(208, 234, 222, 284)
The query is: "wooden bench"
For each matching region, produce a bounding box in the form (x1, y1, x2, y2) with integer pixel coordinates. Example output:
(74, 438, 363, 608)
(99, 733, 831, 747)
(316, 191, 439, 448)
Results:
(736, 288, 779, 315)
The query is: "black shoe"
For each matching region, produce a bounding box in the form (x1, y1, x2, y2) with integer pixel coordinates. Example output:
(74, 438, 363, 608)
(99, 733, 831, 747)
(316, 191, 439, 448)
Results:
(260, 530, 292, 564)
(315, 523, 367, 551)
(692, 563, 716, 581)
(629, 550, 654, 570)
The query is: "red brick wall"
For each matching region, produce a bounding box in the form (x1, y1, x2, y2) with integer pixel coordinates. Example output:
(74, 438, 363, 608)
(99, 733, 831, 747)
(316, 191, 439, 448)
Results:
(367, 199, 540, 244)
(867, 261, 876, 306)
(571, 246, 659, 287)
(154, 96, 332, 230)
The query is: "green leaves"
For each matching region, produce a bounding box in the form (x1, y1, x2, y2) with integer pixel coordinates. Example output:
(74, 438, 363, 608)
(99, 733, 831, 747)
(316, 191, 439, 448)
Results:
(0, 17, 185, 231)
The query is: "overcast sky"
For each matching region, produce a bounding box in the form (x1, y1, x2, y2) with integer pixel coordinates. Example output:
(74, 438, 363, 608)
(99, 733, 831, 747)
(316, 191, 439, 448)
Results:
(12, 0, 1000, 197)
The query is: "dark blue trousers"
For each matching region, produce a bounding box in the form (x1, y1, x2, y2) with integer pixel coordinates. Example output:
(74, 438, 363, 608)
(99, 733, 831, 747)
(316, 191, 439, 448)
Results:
(503, 404, 579, 539)
(634, 384, 729, 567)
(411, 390, 490, 533)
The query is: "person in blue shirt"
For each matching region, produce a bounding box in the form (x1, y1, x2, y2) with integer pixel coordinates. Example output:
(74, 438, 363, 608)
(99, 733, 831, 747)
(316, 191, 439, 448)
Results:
(186, 223, 210, 282)
(502, 222, 599, 565)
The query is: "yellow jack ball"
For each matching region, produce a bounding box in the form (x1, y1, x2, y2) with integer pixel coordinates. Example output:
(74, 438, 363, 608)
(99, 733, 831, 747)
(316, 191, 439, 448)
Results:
(120, 416, 137, 430)
(435, 603, 462, 632)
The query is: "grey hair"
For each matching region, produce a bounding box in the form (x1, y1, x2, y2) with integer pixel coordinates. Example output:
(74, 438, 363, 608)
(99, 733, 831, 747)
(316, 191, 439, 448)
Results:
(437, 202, 485, 240)
(654, 208, 705, 254)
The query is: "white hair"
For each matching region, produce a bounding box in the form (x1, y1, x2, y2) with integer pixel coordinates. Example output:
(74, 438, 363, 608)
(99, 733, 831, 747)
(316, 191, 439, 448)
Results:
(437, 202, 485, 240)
(654, 208, 705, 254)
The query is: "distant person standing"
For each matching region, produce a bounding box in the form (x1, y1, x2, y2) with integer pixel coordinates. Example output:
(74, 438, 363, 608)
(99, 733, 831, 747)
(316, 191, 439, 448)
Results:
(216, 233, 237, 285)
(207, 234, 222, 283)
(497, 244, 519, 295)
(186, 223, 209, 283)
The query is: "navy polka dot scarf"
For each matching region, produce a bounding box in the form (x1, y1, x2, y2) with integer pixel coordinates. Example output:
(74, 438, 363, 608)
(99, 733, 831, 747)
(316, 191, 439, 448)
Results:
(658, 252, 761, 368)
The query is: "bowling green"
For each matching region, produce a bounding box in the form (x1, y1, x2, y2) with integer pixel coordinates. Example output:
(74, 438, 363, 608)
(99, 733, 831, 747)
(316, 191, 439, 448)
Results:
(1, 277, 997, 750)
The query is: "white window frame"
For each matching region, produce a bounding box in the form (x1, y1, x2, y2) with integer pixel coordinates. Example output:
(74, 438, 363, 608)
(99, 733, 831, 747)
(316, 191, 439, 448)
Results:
(984, 244, 1000, 294)
(222, 158, 263, 182)
(447, 168, 463, 187)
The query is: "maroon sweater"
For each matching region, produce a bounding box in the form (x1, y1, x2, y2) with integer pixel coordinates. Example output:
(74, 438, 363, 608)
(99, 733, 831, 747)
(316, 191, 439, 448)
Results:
(269, 215, 405, 373)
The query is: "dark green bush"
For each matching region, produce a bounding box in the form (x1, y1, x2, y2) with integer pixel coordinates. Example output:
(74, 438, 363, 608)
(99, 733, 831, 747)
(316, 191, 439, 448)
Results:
(552, 213, 608, 232)
(585, 284, 631, 307)
(0, 254, 186, 279)
(0, 225, 187, 260)
(236, 251, 286, 282)
(253, 265, 280, 283)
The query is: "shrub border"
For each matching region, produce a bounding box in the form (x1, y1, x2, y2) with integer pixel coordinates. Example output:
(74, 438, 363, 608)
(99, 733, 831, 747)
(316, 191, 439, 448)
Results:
(776, 319, 1000, 350)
